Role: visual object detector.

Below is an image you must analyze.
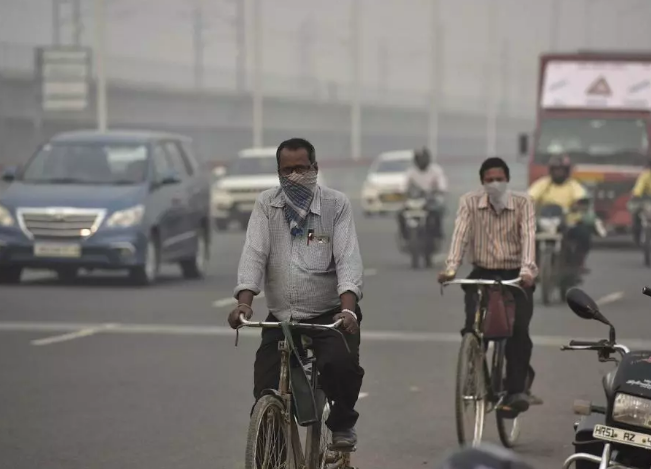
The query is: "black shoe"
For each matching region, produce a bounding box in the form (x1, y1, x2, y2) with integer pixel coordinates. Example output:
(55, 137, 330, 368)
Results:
(331, 427, 357, 448)
(497, 393, 530, 419)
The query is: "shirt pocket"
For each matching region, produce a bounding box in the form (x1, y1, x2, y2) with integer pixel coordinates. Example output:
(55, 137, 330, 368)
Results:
(297, 239, 334, 272)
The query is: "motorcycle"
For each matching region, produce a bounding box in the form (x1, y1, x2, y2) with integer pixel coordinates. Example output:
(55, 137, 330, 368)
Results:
(562, 286, 651, 469)
(536, 204, 565, 305)
(399, 185, 444, 269)
(632, 197, 651, 267)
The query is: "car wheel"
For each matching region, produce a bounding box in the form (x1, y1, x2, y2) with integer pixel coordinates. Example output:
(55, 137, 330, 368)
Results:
(180, 228, 209, 279)
(129, 234, 160, 286)
(0, 266, 23, 284)
(215, 219, 229, 231)
(55, 267, 79, 283)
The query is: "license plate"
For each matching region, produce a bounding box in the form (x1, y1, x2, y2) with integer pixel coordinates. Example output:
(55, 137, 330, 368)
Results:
(381, 193, 404, 202)
(237, 203, 255, 212)
(405, 210, 427, 218)
(593, 424, 651, 450)
(34, 243, 82, 258)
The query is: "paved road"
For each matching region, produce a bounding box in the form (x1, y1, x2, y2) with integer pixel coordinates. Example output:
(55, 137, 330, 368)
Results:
(1, 163, 649, 469)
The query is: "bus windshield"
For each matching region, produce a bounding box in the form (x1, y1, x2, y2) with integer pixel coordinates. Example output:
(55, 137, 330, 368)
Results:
(534, 117, 649, 166)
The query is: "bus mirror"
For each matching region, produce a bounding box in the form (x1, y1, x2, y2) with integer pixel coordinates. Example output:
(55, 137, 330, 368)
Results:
(518, 133, 529, 157)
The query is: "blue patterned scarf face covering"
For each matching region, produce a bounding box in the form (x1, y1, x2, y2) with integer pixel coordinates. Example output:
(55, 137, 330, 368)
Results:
(280, 170, 318, 236)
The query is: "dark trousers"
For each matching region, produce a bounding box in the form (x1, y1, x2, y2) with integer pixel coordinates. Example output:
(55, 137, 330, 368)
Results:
(462, 267, 535, 394)
(253, 308, 365, 432)
(566, 224, 592, 263)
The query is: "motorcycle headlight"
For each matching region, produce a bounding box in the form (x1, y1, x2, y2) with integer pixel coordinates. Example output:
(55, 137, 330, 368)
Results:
(612, 393, 651, 430)
(538, 217, 562, 233)
(106, 205, 144, 228)
(0, 205, 15, 227)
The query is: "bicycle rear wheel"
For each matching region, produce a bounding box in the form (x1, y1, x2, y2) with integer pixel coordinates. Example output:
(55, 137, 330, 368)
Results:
(244, 395, 290, 469)
(455, 333, 487, 446)
(493, 341, 522, 448)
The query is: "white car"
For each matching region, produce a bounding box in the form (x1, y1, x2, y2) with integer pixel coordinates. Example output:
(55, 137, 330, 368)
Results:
(211, 147, 325, 231)
(361, 150, 413, 216)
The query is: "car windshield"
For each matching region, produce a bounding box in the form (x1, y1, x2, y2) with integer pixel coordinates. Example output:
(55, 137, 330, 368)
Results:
(374, 158, 411, 173)
(228, 156, 277, 175)
(534, 117, 649, 166)
(21, 142, 149, 184)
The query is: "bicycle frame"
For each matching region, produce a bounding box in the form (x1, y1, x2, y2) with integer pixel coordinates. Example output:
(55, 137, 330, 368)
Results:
(237, 316, 354, 469)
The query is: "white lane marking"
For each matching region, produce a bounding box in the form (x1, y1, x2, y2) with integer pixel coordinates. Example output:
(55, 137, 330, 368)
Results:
(212, 292, 266, 308)
(358, 392, 369, 399)
(596, 291, 625, 306)
(364, 268, 378, 277)
(4, 321, 651, 349)
(30, 323, 118, 346)
(409, 386, 421, 392)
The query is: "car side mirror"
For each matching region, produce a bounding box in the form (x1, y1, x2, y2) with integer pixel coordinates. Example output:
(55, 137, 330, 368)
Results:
(159, 169, 182, 185)
(565, 287, 610, 326)
(1, 166, 17, 182)
(518, 133, 529, 159)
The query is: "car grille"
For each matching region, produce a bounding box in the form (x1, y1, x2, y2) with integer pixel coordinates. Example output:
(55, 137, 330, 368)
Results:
(18, 209, 103, 239)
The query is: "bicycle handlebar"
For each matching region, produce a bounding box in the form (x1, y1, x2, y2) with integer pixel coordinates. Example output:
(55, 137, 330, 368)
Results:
(441, 277, 522, 287)
(237, 314, 344, 330)
(235, 315, 351, 353)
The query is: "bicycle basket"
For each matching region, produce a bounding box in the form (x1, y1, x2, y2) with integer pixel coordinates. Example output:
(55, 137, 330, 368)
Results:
(482, 286, 516, 339)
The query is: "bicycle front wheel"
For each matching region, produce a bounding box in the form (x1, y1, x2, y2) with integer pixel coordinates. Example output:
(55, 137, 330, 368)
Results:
(306, 389, 333, 469)
(455, 333, 487, 446)
(493, 341, 522, 448)
(244, 395, 290, 469)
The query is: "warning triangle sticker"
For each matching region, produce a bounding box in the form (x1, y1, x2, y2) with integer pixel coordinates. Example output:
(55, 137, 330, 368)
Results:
(587, 76, 612, 96)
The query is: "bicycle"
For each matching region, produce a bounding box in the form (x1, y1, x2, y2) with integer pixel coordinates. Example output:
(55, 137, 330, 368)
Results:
(441, 277, 529, 449)
(236, 315, 358, 469)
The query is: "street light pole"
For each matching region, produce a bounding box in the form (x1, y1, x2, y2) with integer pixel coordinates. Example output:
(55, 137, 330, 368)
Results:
(192, 0, 204, 90)
(485, 0, 498, 156)
(251, 0, 263, 147)
(52, 0, 61, 45)
(94, 0, 107, 131)
(350, 0, 361, 161)
(549, 0, 560, 51)
(428, 0, 441, 160)
(584, 0, 592, 47)
(72, 0, 82, 46)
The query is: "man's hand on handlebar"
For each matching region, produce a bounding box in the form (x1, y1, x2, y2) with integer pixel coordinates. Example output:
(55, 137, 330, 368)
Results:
(520, 272, 534, 288)
(228, 303, 253, 329)
(333, 310, 359, 335)
(437, 269, 456, 284)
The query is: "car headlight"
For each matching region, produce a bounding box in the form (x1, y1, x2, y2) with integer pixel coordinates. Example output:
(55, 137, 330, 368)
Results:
(106, 205, 144, 228)
(612, 393, 651, 430)
(0, 205, 15, 227)
(538, 217, 562, 233)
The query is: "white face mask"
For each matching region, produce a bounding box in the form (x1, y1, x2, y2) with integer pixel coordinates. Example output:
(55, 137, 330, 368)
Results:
(484, 181, 508, 211)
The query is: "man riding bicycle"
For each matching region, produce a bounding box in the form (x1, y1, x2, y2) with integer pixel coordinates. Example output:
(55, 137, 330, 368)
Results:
(227, 138, 364, 448)
(438, 157, 540, 416)
(398, 147, 448, 242)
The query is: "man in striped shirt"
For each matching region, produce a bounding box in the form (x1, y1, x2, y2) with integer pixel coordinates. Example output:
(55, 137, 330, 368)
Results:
(227, 138, 364, 448)
(438, 157, 539, 416)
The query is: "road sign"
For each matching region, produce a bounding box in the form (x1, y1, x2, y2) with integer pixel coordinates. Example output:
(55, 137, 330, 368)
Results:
(35, 46, 92, 112)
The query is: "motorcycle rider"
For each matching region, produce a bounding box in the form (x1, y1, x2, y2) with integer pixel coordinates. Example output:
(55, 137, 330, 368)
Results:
(528, 154, 597, 272)
(397, 147, 448, 246)
(629, 157, 651, 245)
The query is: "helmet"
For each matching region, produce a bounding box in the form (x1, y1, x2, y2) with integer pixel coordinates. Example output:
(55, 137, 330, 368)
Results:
(548, 154, 572, 184)
(548, 154, 572, 170)
(436, 443, 534, 469)
(414, 147, 431, 169)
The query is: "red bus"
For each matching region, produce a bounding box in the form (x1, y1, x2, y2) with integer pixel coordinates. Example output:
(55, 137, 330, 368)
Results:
(518, 51, 651, 239)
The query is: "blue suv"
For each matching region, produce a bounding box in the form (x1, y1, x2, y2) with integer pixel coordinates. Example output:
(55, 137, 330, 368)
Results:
(0, 130, 211, 285)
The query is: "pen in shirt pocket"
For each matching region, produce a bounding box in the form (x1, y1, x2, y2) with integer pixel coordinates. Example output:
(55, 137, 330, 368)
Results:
(307, 229, 314, 245)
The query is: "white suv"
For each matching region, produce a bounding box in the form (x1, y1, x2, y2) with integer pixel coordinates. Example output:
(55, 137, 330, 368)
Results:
(212, 147, 325, 231)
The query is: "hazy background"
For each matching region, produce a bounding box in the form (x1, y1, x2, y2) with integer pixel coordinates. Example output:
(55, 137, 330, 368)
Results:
(1, 0, 650, 162)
